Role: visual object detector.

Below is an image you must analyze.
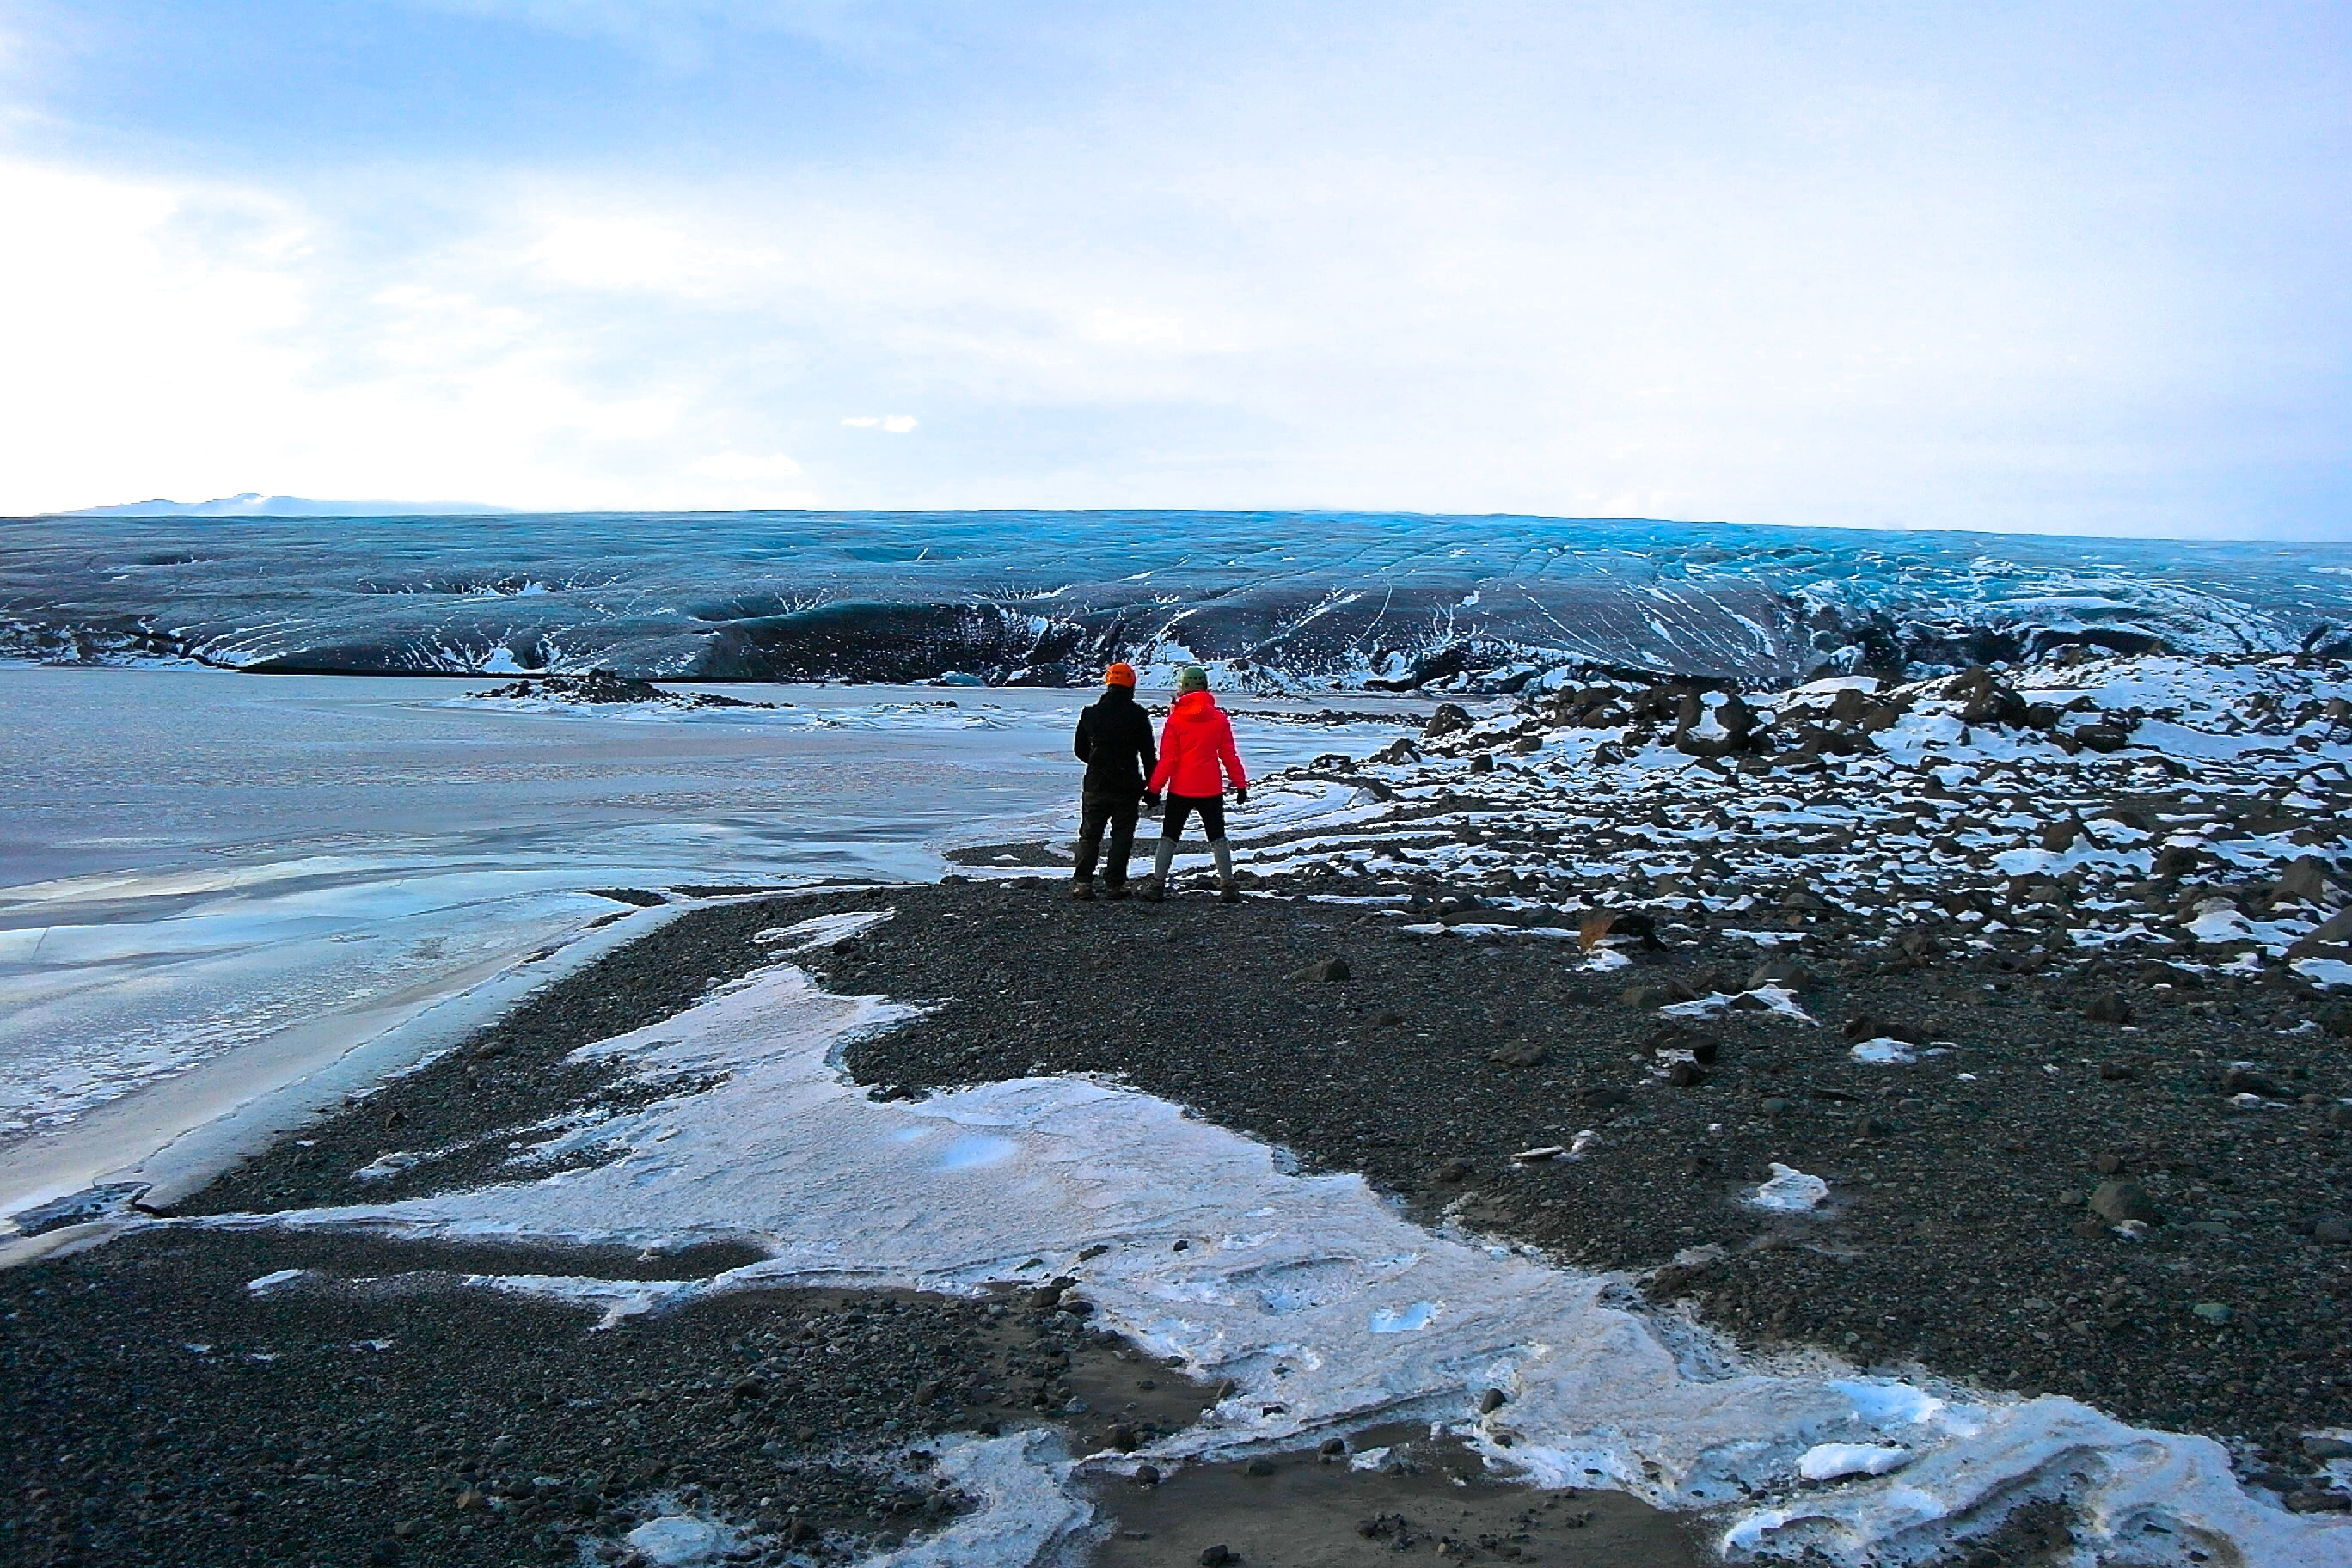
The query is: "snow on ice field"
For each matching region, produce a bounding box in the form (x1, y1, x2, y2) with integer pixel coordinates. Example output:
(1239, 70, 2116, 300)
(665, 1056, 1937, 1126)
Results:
(0, 666, 1406, 1216)
(224, 918, 2349, 1566)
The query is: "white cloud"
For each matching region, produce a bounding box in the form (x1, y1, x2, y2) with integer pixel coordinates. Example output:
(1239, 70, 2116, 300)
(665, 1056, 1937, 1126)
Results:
(2, 0, 2344, 534)
(690, 450, 802, 480)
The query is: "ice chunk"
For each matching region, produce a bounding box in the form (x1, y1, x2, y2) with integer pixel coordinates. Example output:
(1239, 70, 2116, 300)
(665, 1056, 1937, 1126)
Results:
(1798, 1442, 1914, 1481)
(752, 910, 897, 952)
(865, 1431, 1094, 1568)
(1849, 1038, 1916, 1065)
(1368, 1301, 1438, 1332)
(1750, 1163, 1830, 1211)
(623, 1514, 742, 1566)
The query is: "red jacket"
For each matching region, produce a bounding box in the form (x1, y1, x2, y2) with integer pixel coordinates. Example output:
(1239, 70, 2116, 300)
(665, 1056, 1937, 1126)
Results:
(1148, 690, 1248, 798)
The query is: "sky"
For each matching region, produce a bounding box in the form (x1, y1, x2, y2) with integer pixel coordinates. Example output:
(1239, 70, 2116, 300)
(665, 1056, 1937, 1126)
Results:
(0, 2, 2347, 537)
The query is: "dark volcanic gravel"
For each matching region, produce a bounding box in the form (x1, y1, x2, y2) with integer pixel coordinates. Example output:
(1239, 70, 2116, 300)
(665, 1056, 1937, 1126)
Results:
(0, 1227, 1211, 1568)
(16, 856, 2352, 1565)
(831, 879, 2352, 1493)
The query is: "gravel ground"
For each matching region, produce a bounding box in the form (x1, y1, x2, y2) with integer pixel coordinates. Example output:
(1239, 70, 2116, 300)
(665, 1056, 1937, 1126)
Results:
(0, 1224, 1215, 1568)
(832, 879, 2352, 1504)
(13, 831, 2350, 1565)
(6, 894, 1708, 1568)
(1087, 1424, 1697, 1568)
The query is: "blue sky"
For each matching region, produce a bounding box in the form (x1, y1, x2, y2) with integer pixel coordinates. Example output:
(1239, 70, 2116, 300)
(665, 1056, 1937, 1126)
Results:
(1, 2, 2347, 536)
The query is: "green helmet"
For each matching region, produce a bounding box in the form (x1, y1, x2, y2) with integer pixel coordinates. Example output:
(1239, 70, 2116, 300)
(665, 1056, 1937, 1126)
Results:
(1176, 665, 1209, 692)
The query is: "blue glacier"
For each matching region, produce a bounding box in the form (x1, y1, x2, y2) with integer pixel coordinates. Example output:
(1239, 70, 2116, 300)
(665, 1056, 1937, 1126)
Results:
(6, 510, 2351, 689)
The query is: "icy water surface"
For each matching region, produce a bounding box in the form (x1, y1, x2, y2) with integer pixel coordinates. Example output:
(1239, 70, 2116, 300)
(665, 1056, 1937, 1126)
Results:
(0, 666, 1402, 1156)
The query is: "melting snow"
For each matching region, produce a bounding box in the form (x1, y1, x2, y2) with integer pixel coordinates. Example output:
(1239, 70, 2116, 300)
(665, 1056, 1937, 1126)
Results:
(210, 939, 2352, 1567)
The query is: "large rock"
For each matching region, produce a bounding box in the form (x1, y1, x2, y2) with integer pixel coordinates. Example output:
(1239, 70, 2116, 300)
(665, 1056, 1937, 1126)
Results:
(1746, 957, 1817, 992)
(2084, 993, 2133, 1025)
(1672, 690, 1757, 758)
(1290, 957, 1351, 983)
(1423, 703, 1473, 738)
(2088, 1179, 2159, 1225)
(2269, 854, 2339, 910)
(1945, 668, 2028, 726)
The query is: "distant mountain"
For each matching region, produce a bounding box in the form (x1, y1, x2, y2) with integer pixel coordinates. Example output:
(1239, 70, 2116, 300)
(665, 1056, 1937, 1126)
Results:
(62, 493, 513, 518)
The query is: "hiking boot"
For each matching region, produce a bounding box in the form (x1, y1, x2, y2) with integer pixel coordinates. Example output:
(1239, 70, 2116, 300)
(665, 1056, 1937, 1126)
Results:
(1138, 878, 1166, 903)
(1069, 879, 1095, 901)
(1218, 883, 1241, 904)
(1102, 881, 1130, 900)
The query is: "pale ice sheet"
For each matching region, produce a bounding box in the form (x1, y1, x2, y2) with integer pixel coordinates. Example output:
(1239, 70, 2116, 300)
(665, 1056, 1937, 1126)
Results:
(234, 935, 2352, 1568)
(0, 666, 1406, 1185)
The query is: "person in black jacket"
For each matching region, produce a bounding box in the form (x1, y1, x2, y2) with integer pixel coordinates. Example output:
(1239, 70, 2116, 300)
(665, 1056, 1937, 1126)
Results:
(1070, 662, 1158, 898)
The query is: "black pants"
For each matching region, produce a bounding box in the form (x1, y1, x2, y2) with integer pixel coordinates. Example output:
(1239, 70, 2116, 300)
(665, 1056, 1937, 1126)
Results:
(1160, 793, 1226, 842)
(1075, 794, 1141, 885)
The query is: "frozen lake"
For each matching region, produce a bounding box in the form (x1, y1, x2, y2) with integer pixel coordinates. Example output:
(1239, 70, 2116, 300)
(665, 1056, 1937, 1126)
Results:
(0, 665, 1413, 1212)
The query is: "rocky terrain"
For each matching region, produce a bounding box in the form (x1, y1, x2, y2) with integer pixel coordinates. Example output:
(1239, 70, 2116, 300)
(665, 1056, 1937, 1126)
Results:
(2, 1226, 1216, 1568)
(8, 649, 2351, 1567)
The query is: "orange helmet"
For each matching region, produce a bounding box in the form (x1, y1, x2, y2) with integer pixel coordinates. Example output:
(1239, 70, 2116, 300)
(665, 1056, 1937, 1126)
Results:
(1104, 662, 1137, 688)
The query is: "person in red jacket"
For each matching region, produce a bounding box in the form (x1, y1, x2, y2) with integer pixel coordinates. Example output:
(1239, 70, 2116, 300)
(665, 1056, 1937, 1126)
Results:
(1142, 665, 1248, 903)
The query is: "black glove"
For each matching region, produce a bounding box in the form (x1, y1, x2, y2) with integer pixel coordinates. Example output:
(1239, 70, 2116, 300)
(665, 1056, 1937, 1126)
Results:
(1143, 792, 1161, 810)
(1235, 786, 1249, 805)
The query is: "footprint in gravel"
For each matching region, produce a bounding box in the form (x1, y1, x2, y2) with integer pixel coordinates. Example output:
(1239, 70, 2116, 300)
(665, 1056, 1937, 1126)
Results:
(1087, 1426, 1699, 1568)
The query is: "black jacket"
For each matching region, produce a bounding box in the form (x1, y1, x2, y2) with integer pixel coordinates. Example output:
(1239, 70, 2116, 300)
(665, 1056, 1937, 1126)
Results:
(1074, 688, 1158, 799)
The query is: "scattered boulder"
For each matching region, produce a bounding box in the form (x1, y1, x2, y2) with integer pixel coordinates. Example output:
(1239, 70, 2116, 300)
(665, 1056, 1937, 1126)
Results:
(2288, 910, 2352, 959)
(1579, 910, 1661, 950)
(2088, 1179, 2159, 1226)
(1290, 958, 1351, 983)
(2039, 819, 2086, 852)
(1945, 668, 2028, 726)
(1673, 690, 1759, 758)
(472, 668, 763, 708)
(2075, 724, 2131, 753)
(1488, 1042, 1547, 1068)
(1746, 958, 1817, 992)
(2083, 994, 2133, 1025)
(1468, 753, 1496, 775)
(2222, 1065, 2283, 1098)
(1423, 703, 1473, 738)
(2269, 854, 2340, 910)
(1621, 981, 1695, 1009)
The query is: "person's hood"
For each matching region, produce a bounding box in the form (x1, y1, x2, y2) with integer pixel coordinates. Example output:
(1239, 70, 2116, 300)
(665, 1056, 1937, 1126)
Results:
(1168, 689, 1221, 722)
(1096, 684, 1135, 704)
